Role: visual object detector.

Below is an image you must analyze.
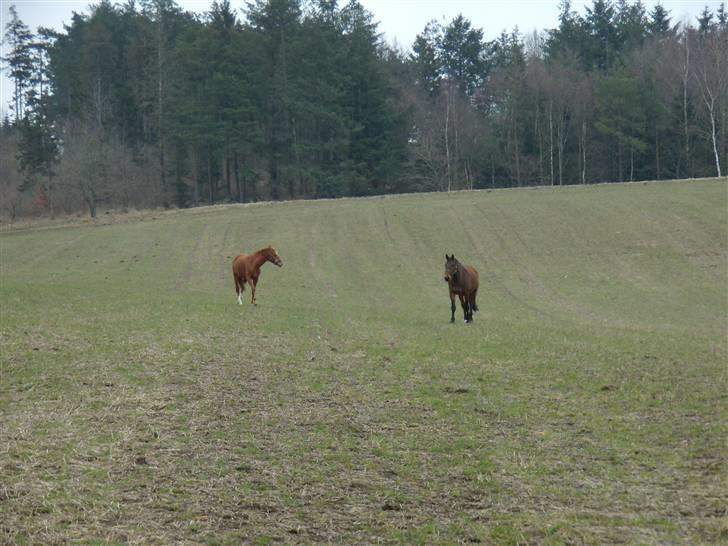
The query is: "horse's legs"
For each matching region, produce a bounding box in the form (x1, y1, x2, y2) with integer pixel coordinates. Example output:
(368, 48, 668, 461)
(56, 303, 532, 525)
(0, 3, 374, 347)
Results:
(449, 291, 456, 323)
(249, 276, 258, 305)
(472, 289, 479, 313)
(234, 275, 244, 305)
(459, 294, 469, 322)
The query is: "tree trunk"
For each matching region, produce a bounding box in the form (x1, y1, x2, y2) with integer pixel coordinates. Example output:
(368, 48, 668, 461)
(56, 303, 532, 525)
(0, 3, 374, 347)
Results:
(94, 77, 104, 127)
(549, 101, 554, 186)
(702, 88, 722, 177)
(445, 87, 452, 192)
(14, 79, 22, 123)
(655, 126, 661, 180)
(454, 99, 460, 190)
(513, 111, 521, 187)
(157, 3, 167, 203)
(557, 122, 563, 186)
(207, 149, 213, 203)
(84, 185, 97, 218)
(174, 161, 183, 207)
(234, 153, 242, 203)
(618, 142, 623, 182)
(464, 160, 472, 190)
(46, 176, 55, 219)
(709, 103, 722, 177)
(722, 99, 727, 177)
(38, 47, 45, 103)
(292, 115, 301, 196)
(224, 156, 231, 200)
(630, 147, 634, 182)
(682, 33, 690, 178)
(580, 120, 587, 184)
(536, 106, 543, 184)
(192, 145, 200, 204)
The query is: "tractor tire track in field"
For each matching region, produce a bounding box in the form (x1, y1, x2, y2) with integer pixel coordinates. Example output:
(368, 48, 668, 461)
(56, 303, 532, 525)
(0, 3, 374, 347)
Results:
(467, 203, 573, 322)
(13, 232, 87, 272)
(218, 220, 234, 292)
(176, 223, 209, 289)
(464, 203, 554, 320)
(380, 204, 395, 244)
(464, 231, 556, 321)
(308, 223, 337, 299)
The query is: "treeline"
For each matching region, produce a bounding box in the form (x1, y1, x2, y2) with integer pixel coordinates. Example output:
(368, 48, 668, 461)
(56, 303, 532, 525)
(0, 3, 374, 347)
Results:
(1, 0, 726, 218)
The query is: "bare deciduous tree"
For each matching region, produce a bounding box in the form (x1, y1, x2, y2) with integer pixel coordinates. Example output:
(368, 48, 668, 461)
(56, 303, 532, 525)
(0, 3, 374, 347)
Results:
(56, 122, 147, 217)
(693, 29, 726, 177)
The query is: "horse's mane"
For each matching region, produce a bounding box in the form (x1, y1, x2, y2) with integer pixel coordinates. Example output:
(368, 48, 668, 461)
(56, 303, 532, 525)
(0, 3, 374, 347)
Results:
(247, 245, 271, 256)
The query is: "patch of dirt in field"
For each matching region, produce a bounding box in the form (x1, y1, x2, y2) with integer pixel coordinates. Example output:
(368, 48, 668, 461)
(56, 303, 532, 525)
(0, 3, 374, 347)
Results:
(0, 199, 304, 234)
(176, 222, 210, 289)
(2, 331, 726, 545)
(0, 208, 173, 233)
(672, 449, 728, 542)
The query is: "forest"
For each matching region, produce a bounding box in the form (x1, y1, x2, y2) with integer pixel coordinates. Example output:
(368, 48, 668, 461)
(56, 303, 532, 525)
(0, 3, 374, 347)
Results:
(1, 0, 726, 218)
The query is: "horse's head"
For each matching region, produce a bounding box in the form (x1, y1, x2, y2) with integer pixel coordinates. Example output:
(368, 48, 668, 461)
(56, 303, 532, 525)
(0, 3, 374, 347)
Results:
(265, 246, 283, 267)
(444, 254, 459, 283)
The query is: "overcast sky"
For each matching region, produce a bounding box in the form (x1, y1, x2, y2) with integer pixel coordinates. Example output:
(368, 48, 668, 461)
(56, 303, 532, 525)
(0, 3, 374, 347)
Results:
(1, 0, 723, 116)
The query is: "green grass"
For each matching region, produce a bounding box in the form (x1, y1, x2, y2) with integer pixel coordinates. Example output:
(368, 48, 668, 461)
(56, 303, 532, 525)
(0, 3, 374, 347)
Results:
(1, 179, 727, 545)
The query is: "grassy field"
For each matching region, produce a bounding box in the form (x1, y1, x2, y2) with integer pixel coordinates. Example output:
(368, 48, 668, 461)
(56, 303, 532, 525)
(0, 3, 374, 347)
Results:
(1, 179, 726, 545)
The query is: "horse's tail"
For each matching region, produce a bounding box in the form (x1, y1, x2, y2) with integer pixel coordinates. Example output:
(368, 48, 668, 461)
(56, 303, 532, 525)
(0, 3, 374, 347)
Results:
(470, 267, 479, 312)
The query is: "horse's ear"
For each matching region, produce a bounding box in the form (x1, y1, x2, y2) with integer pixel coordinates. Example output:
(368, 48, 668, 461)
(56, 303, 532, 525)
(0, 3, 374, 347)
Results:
(451, 254, 456, 261)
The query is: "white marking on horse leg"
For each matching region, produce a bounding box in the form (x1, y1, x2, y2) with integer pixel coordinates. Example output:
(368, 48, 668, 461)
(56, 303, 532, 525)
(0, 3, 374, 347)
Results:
(237, 294, 243, 305)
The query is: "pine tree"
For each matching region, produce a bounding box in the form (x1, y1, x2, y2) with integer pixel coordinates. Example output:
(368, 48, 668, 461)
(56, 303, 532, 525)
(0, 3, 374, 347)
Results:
(697, 7, 714, 34)
(594, 71, 649, 181)
(2, 5, 34, 123)
(491, 30, 528, 186)
(546, 0, 590, 69)
(585, 0, 618, 72)
(647, 3, 672, 37)
(17, 101, 60, 216)
(615, 0, 647, 55)
(292, 1, 352, 197)
(246, 0, 302, 198)
(141, 0, 182, 204)
(411, 21, 442, 98)
(207, 0, 264, 202)
(26, 28, 55, 113)
(440, 15, 486, 96)
(717, 3, 727, 29)
(339, 0, 407, 195)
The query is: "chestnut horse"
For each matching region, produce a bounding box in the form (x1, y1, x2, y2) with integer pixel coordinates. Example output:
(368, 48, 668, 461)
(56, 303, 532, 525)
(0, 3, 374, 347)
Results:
(444, 254, 479, 323)
(232, 246, 283, 305)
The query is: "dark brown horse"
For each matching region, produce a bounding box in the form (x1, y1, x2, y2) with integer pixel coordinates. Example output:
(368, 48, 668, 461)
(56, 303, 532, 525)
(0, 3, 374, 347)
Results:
(232, 246, 283, 305)
(444, 254, 479, 323)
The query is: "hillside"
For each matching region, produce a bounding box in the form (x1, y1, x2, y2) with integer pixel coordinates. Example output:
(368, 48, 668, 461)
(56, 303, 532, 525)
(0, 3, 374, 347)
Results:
(1, 179, 726, 544)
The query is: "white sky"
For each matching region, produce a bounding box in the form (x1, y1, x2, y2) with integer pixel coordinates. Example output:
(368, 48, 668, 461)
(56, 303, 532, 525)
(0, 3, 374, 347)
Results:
(1, 0, 722, 117)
